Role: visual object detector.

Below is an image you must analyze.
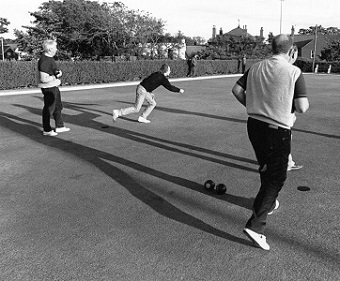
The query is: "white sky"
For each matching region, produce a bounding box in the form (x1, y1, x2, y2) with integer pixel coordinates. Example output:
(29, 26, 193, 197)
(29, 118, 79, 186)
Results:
(2, 0, 339, 41)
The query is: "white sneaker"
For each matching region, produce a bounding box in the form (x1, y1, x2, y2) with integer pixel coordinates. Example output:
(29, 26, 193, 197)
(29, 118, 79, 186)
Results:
(55, 127, 70, 133)
(268, 199, 280, 215)
(113, 110, 119, 122)
(287, 164, 303, 171)
(43, 130, 58, 136)
(244, 228, 270, 250)
(138, 116, 151, 123)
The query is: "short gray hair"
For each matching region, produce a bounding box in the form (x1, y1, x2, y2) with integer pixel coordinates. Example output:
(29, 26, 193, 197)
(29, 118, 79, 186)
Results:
(272, 34, 293, 55)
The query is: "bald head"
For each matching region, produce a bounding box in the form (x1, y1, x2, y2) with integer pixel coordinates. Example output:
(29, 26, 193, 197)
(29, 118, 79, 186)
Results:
(272, 34, 293, 55)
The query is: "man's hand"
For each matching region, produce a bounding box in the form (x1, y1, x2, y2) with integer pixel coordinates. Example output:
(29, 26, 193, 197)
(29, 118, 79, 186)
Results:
(179, 89, 184, 94)
(54, 69, 62, 78)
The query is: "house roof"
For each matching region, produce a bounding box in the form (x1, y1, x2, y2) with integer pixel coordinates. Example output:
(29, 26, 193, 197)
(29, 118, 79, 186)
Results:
(293, 34, 314, 43)
(7, 43, 18, 50)
(295, 39, 313, 48)
(294, 34, 340, 44)
(226, 26, 252, 37)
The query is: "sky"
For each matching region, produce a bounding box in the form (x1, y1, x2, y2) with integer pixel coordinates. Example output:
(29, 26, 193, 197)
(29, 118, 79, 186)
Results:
(2, 0, 339, 41)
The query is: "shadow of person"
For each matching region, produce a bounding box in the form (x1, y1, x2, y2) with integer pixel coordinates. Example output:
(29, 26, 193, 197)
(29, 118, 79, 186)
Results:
(0, 112, 253, 247)
(11, 102, 256, 210)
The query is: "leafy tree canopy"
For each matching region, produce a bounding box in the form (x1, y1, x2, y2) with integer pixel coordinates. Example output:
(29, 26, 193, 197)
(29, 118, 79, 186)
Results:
(0, 17, 10, 34)
(298, 25, 340, 35)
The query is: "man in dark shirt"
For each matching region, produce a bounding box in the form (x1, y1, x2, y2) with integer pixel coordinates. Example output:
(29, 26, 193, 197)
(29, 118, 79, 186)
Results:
(37, 38, 70, 136)
(113, 64, 184, 123)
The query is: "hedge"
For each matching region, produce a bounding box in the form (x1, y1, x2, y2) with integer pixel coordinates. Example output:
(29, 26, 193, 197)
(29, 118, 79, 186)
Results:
(1, 58, 337, 90)
(1, 59, 243, 90)
(294, 58, 340, 73)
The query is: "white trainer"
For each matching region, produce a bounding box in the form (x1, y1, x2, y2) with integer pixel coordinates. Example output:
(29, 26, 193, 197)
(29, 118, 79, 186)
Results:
(43, 130, 58, 136)
(55, 127, 70, 133)
(138, 116, 151, 123)
(244, 228, 270, 250)
(113, 110, 119, 122)
(268, 199, 280, 215)
(287, 164, 303, 171)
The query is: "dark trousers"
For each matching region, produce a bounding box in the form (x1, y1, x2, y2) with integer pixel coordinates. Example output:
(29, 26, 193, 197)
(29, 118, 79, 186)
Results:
(190, 66, 196, 77)
(42, 87, 64, 132)
(246, 117, 291, 234)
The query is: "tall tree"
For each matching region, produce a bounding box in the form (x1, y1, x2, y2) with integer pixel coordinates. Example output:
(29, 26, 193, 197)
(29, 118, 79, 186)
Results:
(16, 0, 167, 59)
(298, 25, 340, 35)
(0, 17, 10, 34)
(320, 40, 340, 61)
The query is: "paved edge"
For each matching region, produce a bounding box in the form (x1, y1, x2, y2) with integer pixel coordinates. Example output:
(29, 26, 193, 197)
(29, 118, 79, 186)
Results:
(1, 72, 334, 97)
(0, 74, 243, 97)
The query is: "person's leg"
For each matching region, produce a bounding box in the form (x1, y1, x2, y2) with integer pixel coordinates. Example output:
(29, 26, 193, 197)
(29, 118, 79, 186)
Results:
(246, 118, 291, 234)
(140, 91, 156, 119)
(52, 87, 65, 128)
(42, 88, 56, 132)
(120, 85, 146, 116)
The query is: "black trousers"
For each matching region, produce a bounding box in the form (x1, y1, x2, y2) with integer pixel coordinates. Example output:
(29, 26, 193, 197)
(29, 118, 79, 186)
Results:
(246, 117, 291, 234)
(42, 87, 64, 132)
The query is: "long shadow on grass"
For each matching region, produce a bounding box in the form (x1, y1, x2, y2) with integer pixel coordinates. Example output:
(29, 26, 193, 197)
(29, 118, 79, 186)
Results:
(11, 103, 256, 209)
(115, 100, 340, 139)
(0, 105, 339, 266)
(115, 100, 247, 124)
(0, 111, 253, 248)
(14, 102, 258, 170)
(2, 111, 340, 266)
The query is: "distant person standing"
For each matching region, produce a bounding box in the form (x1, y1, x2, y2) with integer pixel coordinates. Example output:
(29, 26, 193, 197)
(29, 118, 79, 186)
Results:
(37, 38, 70, 136)
(189, 55, 198, 77)
(232, 34, 309, 250)
(113, 64, 184, 123)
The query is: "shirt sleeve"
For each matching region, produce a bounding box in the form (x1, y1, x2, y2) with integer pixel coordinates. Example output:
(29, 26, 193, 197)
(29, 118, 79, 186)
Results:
(293, 73, 307, 99)
(161, 76, 180, 92)
(291, 72, 307, 112)
(236, 69, 249, 90)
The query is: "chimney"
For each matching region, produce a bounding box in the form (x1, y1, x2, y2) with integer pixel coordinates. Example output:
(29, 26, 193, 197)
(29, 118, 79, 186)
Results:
(260, 27, 264, 38)
(291, 25, 295, 36)
(219, 27, 223, 36)
(212, 25, 216, 38)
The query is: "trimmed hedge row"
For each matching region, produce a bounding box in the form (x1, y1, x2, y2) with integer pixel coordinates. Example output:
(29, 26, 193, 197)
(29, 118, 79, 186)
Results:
(294, 58, 340, 73)
(1, 59, 243, 90)
(1, 58, 337, 90)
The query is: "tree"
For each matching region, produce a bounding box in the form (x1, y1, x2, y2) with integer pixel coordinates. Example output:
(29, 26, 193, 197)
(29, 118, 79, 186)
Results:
(24, 0, 110, 59)
(298, 25, 340, 35)
(15, 0, 167, 60)
(0, 17, 10, 34)
(192, 36, 206, 45)
(320, 40, 340, 61)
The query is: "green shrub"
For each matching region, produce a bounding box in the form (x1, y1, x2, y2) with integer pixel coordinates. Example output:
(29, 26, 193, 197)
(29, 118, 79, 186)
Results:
(7, 57, 334, 91)
(0, 61, 37, 90)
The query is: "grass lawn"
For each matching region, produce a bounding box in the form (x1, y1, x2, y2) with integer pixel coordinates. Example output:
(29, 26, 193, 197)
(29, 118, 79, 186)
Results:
(0, 74, 339, 281)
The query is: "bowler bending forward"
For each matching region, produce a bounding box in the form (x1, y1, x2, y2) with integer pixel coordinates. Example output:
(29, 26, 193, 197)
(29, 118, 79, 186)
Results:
(113, 64, 184, 124)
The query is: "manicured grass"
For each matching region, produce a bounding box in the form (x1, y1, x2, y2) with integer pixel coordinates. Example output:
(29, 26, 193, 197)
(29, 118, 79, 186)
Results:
(0, 74, 339, 280)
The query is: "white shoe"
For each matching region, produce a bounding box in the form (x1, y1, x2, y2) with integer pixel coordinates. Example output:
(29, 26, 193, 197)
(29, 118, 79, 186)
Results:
(138, 116, 151, 123)
(43, 130, 58, 136)
(243, 228, 270, 250)
(287, 164, 303, 171)
(268, 200, 280, 215)
(113, 110, 119, 122)
(55, 127, 70, 133)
